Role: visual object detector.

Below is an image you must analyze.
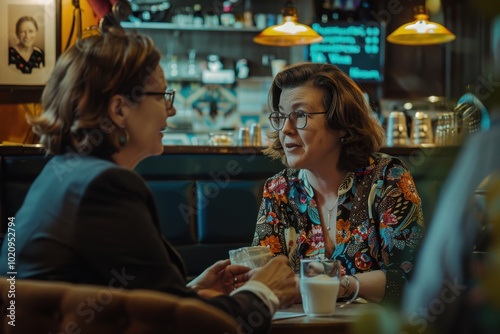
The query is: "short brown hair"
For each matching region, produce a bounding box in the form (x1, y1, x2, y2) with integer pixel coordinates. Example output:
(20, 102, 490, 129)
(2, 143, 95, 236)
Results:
(30, 28, 161, 157)
(16, 16, 38, 34)
(264, 62, 385, 171)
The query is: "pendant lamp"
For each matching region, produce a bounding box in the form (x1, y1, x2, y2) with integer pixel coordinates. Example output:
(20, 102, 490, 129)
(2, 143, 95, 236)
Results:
(387, 5, 455, 46)
(253, 1, 323, 47)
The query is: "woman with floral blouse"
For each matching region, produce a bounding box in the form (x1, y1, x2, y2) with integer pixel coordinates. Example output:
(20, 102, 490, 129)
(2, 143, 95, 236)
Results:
(252, 62, 424, 306)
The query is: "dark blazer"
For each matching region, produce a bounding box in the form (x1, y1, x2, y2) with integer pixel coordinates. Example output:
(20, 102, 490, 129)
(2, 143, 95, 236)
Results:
(0, 154, 271, 332)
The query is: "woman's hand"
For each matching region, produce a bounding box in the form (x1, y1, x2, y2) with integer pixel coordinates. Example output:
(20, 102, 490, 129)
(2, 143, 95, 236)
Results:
(187, 259, 251, 295)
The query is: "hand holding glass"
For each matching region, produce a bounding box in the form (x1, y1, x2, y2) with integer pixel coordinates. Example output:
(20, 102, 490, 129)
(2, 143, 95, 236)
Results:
(300, 259, 359, 317)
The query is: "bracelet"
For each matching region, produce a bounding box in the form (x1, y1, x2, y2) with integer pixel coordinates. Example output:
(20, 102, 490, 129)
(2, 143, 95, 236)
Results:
(340, 275, 351, 298)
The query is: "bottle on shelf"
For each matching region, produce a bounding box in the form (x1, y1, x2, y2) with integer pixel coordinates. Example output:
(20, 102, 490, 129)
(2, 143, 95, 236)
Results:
(168, 55, 179, 78)
(243, 0, 254, 27)
(193, 4, 204, 27)
(220, 1, 235, 27)
(204, 9, 219, 27)
(186, 49, 201, 78)
(173, 6, 194, 26)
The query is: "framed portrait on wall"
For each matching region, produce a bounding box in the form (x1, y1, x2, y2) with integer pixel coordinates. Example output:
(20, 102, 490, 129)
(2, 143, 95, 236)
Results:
(0, 0, 60, 103)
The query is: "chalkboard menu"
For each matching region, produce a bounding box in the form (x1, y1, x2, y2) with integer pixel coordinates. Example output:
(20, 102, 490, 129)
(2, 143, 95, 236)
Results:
(307, 21, 384, 83)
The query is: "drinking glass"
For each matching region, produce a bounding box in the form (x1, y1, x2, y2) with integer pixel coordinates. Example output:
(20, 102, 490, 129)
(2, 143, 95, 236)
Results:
(229, 246, 271, 268)
(300, 259, 359, 317)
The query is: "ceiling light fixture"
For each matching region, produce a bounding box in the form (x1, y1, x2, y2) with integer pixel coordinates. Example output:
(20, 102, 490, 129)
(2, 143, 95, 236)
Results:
(386, 5, 455, 46)
(253, 1, 323, 47)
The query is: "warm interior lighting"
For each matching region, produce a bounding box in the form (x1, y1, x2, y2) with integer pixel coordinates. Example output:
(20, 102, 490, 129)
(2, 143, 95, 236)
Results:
(253, 1, 323, 47)
(386, 5, 455, 45)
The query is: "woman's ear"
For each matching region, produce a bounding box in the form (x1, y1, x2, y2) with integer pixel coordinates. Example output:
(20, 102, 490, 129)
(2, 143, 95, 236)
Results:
(107, 94, 129, 127)
(339, 129, 349, 139)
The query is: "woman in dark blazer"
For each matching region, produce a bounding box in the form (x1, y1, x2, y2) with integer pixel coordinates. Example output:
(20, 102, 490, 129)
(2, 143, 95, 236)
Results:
(0, 29, 296, 333)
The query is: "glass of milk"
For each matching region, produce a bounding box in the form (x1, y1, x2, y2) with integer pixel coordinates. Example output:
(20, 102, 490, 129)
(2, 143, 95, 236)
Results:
(299, 259, 358, 317)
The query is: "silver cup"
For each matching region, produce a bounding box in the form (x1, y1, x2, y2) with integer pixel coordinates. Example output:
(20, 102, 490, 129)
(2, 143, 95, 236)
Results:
(411, 111, 433, 145)
(250, 123, 262, 146)
(237, 127, 251, 146)
(386, 111, 408, 146)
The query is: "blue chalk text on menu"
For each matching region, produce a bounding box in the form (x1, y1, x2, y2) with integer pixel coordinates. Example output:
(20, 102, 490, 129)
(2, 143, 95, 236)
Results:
(308, 21, 384, 82)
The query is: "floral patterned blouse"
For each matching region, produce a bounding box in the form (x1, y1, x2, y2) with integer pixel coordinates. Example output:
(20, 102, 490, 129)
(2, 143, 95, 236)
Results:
(8, 47, 44, 74)
(252, 153, 425, 305)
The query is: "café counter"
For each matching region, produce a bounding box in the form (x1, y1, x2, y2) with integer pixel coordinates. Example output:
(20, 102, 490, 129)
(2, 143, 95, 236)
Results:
(0, 144, 459, 278)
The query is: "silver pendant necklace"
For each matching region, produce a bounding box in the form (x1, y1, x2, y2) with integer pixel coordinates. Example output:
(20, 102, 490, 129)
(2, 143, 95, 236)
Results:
(325, 197, 339, 230)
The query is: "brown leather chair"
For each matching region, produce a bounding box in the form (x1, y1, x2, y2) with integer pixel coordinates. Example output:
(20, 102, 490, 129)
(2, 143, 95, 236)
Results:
(0, 278, 238, 334)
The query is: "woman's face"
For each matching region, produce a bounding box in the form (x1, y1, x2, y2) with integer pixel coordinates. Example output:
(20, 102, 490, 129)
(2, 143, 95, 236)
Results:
(17, 21, 37, 48)
(124, 64, 175, 159)
(278, 85, 344, 171)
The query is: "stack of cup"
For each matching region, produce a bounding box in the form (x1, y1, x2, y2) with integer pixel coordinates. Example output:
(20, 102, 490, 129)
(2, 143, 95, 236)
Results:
(250, 123, 262, 146)
(237, 127, 251, 146)
(411, 111, 433, 145)
(386, 111, 408, 146)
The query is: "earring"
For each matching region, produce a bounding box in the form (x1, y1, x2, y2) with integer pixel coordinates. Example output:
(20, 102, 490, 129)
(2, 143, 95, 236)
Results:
(340, 136, 347, 144)
(118, 128, 129, 147)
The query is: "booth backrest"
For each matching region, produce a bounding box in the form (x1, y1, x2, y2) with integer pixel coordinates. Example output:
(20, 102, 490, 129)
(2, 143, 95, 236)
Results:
(0, 152, 283, 278)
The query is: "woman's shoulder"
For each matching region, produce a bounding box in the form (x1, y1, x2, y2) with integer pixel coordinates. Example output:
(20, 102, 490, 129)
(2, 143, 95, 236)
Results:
(352, 152, 411, 181)
(33, 46, 44, 55)
(46, 155, 139, 185)
(371, 152, 409, 170)
(49, 154, 116, 170)
(266, 167, 300, 181)
(47, 156, 149, 200)
(263, 168, 301, 189)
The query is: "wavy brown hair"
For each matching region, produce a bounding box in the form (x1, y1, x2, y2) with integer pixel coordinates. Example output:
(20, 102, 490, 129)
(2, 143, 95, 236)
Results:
(264, 62, 385, 171)
(30, 28, 161, 157)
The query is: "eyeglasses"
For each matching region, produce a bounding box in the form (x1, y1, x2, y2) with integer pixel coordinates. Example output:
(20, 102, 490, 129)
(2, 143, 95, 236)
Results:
(268, 110, 327, 130)
(141, 89, 176, 109)
(124, 89, 176, 109)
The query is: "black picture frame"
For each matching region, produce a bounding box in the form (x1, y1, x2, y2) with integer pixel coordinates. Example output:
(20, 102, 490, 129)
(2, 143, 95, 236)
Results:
(0, 0, 61, 104)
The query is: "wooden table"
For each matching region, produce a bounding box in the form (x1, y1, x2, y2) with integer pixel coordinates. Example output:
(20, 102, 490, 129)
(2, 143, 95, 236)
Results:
(271, 302, 381, 334)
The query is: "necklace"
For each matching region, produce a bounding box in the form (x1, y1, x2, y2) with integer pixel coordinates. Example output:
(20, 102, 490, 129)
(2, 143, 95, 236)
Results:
(324, 197, 339, 230)
(304, 171, 339, 231)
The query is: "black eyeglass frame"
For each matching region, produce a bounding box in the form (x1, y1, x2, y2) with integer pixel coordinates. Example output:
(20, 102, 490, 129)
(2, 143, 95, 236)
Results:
(123, 89, 176, 108)
(268, 110, 328, 130)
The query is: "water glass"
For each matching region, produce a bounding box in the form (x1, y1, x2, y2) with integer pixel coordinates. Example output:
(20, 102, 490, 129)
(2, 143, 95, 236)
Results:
(435, 112, 460, 146)
(208, 132, 233, 146)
